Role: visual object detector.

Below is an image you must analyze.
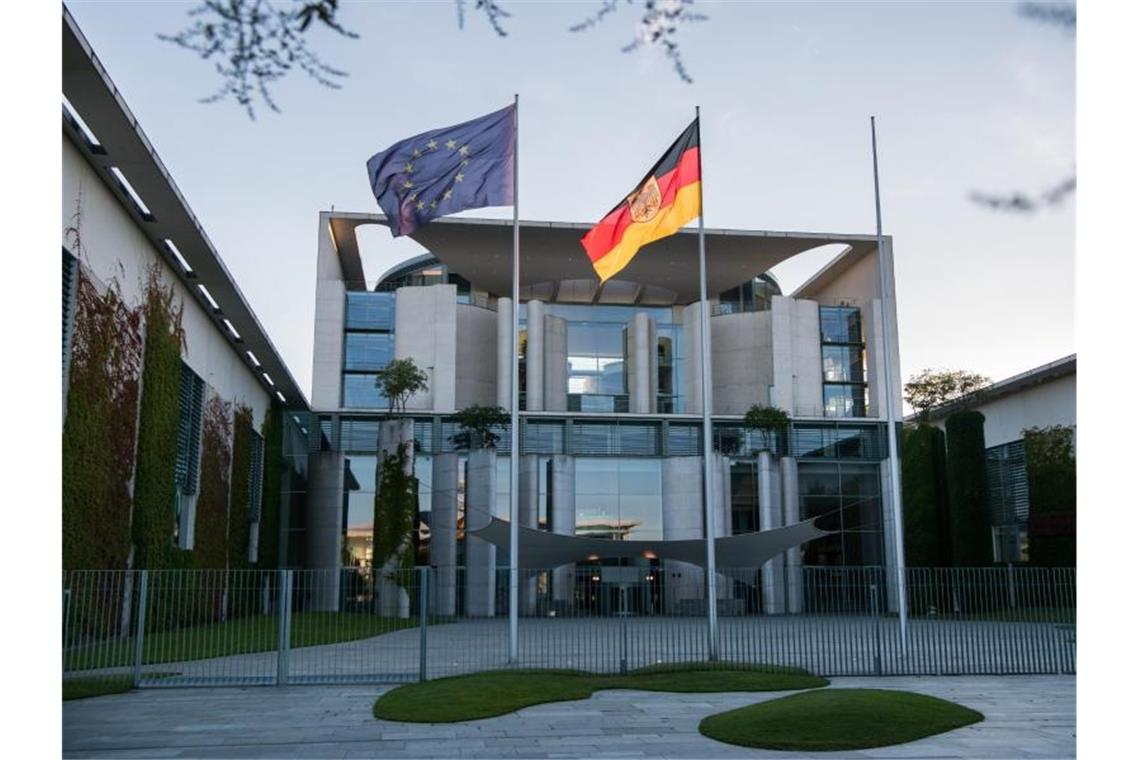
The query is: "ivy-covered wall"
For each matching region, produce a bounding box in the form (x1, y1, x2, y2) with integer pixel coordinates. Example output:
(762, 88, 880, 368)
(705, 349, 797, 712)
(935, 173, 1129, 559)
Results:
(193, 393, 233, 569)
(257, 403, 284, 569)
(229, 404, 254, 570)
(374, 441, 417, 576)
(1025, 425, 1076, 566)
(945, 411, 993, 566)
(901, 423, 951, 567)
(62, 272, 142, 571)
(131, 266, 185, 569)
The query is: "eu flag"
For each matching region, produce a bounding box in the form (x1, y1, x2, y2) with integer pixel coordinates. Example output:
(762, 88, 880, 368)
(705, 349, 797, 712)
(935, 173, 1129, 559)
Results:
(366, 104, 516, 237)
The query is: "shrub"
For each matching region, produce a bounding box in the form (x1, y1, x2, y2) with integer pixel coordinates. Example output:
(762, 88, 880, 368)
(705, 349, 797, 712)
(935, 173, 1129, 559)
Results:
(945, 411, 992, 566)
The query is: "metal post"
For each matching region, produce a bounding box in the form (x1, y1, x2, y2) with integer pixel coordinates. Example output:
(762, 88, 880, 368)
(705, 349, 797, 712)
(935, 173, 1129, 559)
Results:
(695, 106, 719, 661)
(276, 569, 293, 686)
(132, 570, 149, 688)
(508, 93, 521, 664)
(871, 581, 882, 676)
(418, 566, 429, 682)
(870, 116, 908, 654)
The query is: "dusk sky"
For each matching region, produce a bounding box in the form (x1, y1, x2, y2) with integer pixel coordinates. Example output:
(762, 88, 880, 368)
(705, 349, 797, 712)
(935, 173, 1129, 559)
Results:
(65, 1, 1075, 401)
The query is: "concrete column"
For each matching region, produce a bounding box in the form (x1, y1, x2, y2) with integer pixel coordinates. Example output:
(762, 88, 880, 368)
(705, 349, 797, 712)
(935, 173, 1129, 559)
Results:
(496, 297, 513, 409)
(305, 450, 345, 611)
(758, 452, 786, 614)
(526, 300, 545, 411)
(519, 455, 540, 615)
(662, 456, 704, 614)
(625, 312, 658, 414)
(377, 420, 414, 618)
(430, 453, 459, 617)
(780, 456, 803, 614)
(711, 454, 733, 605)
(550, 455, 576, 610)
(464, 448, 498, 617)
(682, 303, 703, 413)
(543, 316, 569, 412)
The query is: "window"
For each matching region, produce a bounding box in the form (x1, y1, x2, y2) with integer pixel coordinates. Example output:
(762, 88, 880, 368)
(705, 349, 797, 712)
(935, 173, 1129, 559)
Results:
(819, 306, 867, 418)
(342, 292, 395, 408)
(174, 363, 205, 547)
(986, 440, 1030, 562)
(798, 461, 883, 567)
(344, 291, 395, 331)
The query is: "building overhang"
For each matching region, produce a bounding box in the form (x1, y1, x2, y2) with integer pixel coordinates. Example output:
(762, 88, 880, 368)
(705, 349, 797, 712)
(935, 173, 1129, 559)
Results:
(328, 211, 881, 303)
(63, 8, 309, 410)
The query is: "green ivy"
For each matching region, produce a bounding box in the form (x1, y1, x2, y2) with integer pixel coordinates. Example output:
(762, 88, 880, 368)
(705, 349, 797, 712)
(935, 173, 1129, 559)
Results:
(1024, 425, 1076, 566)
(945, 411, 992, 566)
(194, 393, 232, 570)
(373, 441, 417, 578)
(62, 272, 142, 571)
(257, 403, 284, 569)
(229, 403, 254, 570)
(901, 424, 951, 567)
(131, 266, 185, 569)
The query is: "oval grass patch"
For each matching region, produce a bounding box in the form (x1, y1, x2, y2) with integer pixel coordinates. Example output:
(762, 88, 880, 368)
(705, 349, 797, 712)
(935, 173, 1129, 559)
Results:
(699, 688, 984, 751)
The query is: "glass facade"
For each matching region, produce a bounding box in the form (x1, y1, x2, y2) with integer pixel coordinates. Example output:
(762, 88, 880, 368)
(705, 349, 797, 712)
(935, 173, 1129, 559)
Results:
(819, 306, 868, 418)
(797, 462, 883, 566)
(986, 440, 1030, 562)
(341, 291, 395, 409)
(575, 458, 663, 541)
(521, 304, 686, 413)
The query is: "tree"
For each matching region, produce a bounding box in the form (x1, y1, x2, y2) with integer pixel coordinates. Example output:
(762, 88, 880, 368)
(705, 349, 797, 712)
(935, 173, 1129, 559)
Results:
(451, 404, 510, 450)
(901, 424, 951, 567)
(945, 411, 992, 567)
(1024, 424, 1075, 566)
(161, 1, 707, 118)
(741, 404, 789, 453)
(374, 358, 428, 415)
(904, 369, 990, 420)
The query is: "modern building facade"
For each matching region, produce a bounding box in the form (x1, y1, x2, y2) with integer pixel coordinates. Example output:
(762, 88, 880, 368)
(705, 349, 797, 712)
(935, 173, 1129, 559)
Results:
(913, 355, 1077, 562)
(306, 211, 905, 614)
(62, 8, 309, 572)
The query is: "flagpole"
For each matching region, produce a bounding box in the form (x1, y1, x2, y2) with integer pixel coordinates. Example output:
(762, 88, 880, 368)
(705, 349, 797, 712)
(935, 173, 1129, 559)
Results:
(695, 106, 719, 661)
(870, 115, 908, 654)
(509, 94, 521, 663)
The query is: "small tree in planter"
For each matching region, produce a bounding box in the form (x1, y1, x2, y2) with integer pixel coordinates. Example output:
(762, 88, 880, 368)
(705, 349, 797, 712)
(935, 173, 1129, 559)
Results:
(451, 405, 510, 450)
(742, 404, 790, 455)
(375, 357, 429, 416)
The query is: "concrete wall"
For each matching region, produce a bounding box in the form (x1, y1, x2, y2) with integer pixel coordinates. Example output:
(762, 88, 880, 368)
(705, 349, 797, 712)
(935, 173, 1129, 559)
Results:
(465, 448, 498, 616)
(496, 297, 513, 409)
(682, 303, 704, 413)
(430, 453, 459, 617)
(305, 451, 345, 611)
(626, 313, 658, 414)
(770, 296, 824, 417)
(544, 316, 569, 412)
(455, 304, 498, 409)
(931, 374, 1076, 448)
(311, 213, 346, 411)
(62, 137, 271, 425)
(525, 300, 545, 411)
(711, 310, 774, 414)
(394, 284, 458, 412)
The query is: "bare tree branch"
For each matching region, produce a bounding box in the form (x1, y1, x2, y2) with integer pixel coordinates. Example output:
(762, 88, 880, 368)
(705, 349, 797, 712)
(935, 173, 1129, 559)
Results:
(159, 0, 358, 120)
(571, 0, 708, 84)
(455, 0, 511, 37)
(970, 175, 1075, 213)
(1018, 2, 1076, 31)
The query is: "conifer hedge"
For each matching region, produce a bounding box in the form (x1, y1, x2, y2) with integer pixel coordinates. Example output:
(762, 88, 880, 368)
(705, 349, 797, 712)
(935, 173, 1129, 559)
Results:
(901, 424, 951, 567)
(945, 411, 992, 566)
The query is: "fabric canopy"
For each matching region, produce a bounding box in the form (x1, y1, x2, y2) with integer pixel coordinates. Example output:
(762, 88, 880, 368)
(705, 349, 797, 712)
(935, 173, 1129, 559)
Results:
(467, 517, 830, 569)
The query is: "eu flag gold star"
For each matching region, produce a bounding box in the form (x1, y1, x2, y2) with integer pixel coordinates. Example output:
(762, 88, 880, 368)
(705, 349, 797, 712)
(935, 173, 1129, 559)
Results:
(409, 191, 418, 201)
(430, 199, 438, 208)
(412, 148, 422, 158)
(445, 139, 457, 150)
(402, 180, 413, 189)
(427, 139, 438, 150)
(455, 173, 464, 183)
(461, 158, 470, 166)
(416, 201, 425, 211)
(443, 189, 453, 200)
(458, 145, 470, 156)
(404, 162, 414, 173)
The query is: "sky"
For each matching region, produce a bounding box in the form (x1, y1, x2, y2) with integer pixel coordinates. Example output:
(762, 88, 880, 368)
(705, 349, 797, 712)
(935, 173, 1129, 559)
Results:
(64, 0, 1075, 401)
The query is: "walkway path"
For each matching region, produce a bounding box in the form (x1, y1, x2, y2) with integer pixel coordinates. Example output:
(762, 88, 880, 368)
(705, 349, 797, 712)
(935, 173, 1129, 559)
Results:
(62, 674, 1074, 759)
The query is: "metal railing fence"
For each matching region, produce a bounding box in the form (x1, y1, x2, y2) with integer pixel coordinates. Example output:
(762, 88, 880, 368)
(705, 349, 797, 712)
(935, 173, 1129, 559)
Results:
(62, 565, 1075, 690)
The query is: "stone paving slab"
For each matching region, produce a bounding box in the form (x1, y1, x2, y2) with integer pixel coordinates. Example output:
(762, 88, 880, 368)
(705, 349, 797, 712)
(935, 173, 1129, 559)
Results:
(63, 675, 1074, 759)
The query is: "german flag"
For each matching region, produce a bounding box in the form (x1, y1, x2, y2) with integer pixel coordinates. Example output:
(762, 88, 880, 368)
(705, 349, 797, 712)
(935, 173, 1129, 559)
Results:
(580, 119, 701, 283)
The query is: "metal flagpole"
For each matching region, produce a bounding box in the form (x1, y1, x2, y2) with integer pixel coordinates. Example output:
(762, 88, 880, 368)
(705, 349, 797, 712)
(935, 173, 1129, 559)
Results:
(509, 93, 520, 663)
(870, 115, 908, 654)
(695, 106, 719, 661)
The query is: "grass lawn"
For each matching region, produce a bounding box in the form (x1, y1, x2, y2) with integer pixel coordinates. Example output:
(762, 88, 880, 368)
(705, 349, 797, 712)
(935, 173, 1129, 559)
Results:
(373, 664, 828, 723)
(64, 611, 422, 671)
(699, 688, 984, 751)
(63, 676, 135, 701)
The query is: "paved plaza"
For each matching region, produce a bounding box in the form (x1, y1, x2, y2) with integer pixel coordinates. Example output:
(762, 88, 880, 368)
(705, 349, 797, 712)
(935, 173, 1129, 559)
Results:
(62, 674, 1075, 759)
